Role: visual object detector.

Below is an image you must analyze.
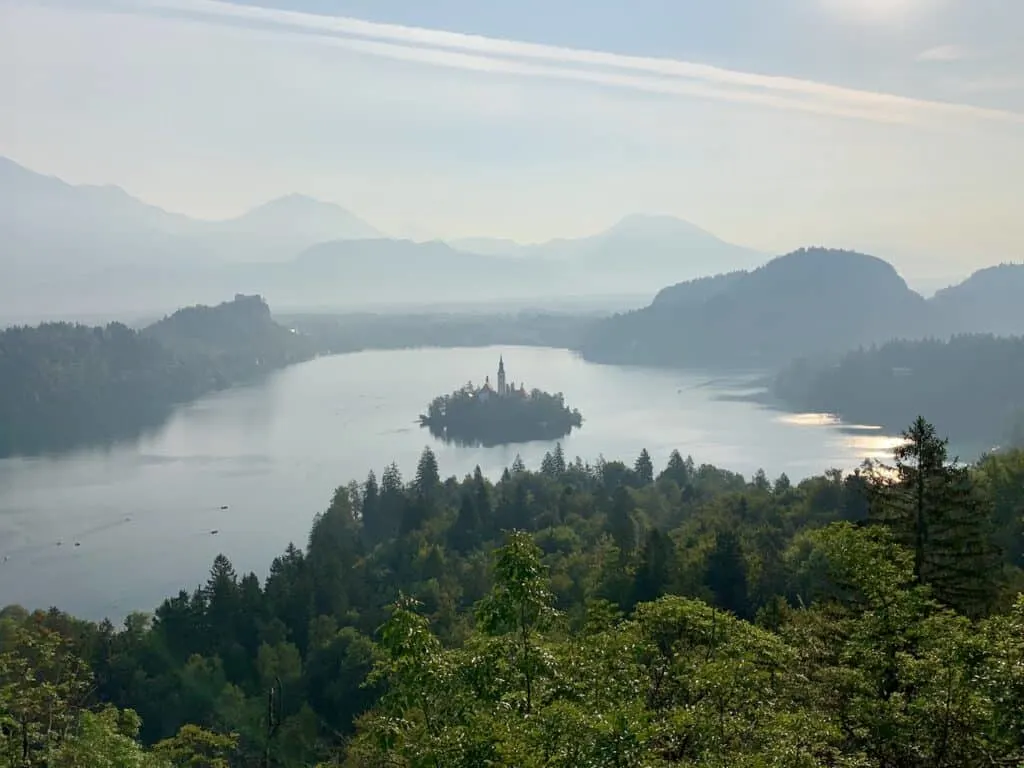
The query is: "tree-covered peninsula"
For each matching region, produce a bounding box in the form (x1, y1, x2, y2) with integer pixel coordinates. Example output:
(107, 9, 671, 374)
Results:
(420, 356, 582, 446)
(0, 295, 313, 457)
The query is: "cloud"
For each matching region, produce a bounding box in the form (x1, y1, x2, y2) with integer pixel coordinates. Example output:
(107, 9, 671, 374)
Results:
(917, 44, 973, 62)
(136, 0, 1023, 127)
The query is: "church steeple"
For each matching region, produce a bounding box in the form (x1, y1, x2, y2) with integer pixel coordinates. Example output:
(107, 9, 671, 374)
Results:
(497, 356, 507, 396)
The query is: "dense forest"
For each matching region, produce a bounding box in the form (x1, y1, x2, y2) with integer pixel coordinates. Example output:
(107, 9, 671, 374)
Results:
(420, 385, 583, 446)
(773, 334, 1024, 449)
(0, 295, 313, 456)
(3, 419, 1024, 765)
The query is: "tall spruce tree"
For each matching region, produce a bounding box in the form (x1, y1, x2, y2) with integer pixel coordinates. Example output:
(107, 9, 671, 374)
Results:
(634, 448, 655, 485)
(866, 416, 1001, 617)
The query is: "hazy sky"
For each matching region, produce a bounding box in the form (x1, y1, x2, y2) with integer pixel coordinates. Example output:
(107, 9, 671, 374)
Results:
(2, 0, 1022, 278)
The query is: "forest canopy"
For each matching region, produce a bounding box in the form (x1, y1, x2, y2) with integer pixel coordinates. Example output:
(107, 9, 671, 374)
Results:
(3, 419, 1024, 765)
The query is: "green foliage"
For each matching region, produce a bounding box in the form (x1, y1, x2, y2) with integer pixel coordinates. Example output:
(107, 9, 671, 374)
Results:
(866, 416, 1002, 616)
(5, 417, 1024, 766)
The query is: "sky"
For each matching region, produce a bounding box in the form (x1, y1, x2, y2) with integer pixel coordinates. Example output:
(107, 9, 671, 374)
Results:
(1, 0, 1022, 279)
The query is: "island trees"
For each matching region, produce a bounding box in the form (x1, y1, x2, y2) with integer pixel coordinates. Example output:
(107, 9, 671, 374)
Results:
(419, 384, 582, 447)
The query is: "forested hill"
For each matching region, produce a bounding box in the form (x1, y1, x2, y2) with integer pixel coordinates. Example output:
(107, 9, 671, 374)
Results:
(930, 263, 1024, 336)
(579, 248, 929, 368)
(773, 334, 1024, 449)
(145, 293, 312, 382)
(0, 295, 312, 456)
(3, 425, 1024, 765)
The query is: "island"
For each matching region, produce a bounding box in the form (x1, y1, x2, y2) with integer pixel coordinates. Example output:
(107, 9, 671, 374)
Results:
(419, 356, 583, 446)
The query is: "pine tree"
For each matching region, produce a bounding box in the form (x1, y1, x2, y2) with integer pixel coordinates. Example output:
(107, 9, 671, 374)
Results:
(378, 462, 405, 542)
(608, 486, 638, 558)
(634, 449, 654, 485)
(552, 443, 567, 475)
(413, 446, 440, 498)
(704, 529, 749, 617)
(867, 416, 1001, 617)
(659, 449, 693, 487)
(361, 470, 383, 547)
(632, 528, 676, 605)
(449, 493, 482, 554)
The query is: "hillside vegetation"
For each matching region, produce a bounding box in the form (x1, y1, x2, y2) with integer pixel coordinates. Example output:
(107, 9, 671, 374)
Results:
(0, 295, 312, 456)
(581, 250, 1024, 369)
(3, 420, 1024, 765)
(773, 334, 1024, 448)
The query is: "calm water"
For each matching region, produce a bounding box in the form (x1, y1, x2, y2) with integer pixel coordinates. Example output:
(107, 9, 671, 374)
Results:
(0, 346, 900, 620)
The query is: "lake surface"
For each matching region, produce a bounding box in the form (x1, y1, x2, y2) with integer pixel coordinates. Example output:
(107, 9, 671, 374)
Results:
(0, 346, 901, 620)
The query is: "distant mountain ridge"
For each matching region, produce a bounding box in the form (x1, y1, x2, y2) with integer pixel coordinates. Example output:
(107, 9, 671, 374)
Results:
(579, 248, 932, 368)
(0, 156, 766, 317)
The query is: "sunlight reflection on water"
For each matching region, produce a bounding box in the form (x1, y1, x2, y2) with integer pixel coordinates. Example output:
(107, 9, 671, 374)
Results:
(775, 413, 907, 463)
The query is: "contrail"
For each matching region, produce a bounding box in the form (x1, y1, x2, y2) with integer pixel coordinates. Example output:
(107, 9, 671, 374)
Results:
(139, 0, 1024, 126)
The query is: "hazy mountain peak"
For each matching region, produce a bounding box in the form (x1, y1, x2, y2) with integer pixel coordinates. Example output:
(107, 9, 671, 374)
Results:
(603, 213, 711, 240)
(226, 194, 382, 240)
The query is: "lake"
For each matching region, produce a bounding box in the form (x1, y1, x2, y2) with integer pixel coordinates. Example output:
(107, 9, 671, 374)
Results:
(0, 346, 901, 620)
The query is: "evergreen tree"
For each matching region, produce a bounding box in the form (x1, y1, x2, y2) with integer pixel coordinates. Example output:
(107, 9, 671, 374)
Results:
(659, 449, 693, 487)
(378, 462, 405, 542)
(704, 529, 749, 617)
(631, 528, 675, 606)
(552, 442, 567, 476)
(634, 448, 654, 484)
(449, 493, 482, 554)
(204, 554, 240, 657)
(511, 454, 526, 474)
(413, 446, 440, 499)
(360, 470, 382, 547)
(607, 485, 638, 559)
(867, 417, 1001, 617)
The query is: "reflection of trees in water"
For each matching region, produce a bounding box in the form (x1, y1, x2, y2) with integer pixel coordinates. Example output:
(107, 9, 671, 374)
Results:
(0, 401, 177, 459)
(423, 421, 579, 448)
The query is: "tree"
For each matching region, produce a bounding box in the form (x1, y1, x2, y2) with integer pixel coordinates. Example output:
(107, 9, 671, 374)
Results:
(152, 725, 238, 768)
(704, 529, 749, 617)
(48, 707, 158, 768)
(659, 450, 693, 487)
(476, 531, 558, 715)
(867, 416, 1001, 617)
(413, 446, 440, 499)
(449, 493, 482, 554)
(359, 470, 382, 547)
(634, 449, 654, 485)
(631, 528, 676, 606)
(607, 486, 638, 559)
(540, 443, 568, 478)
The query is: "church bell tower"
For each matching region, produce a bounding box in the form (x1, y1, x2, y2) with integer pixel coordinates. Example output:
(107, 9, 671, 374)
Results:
(497, 356, 507, 396)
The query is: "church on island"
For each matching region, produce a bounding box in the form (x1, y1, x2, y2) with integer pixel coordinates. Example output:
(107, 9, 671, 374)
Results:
(476, 356, 526, 402)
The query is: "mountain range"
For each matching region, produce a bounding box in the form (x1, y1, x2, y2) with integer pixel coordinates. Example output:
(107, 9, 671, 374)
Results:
(1, 156, 764, 320)
(579, 248, 1024, 368)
